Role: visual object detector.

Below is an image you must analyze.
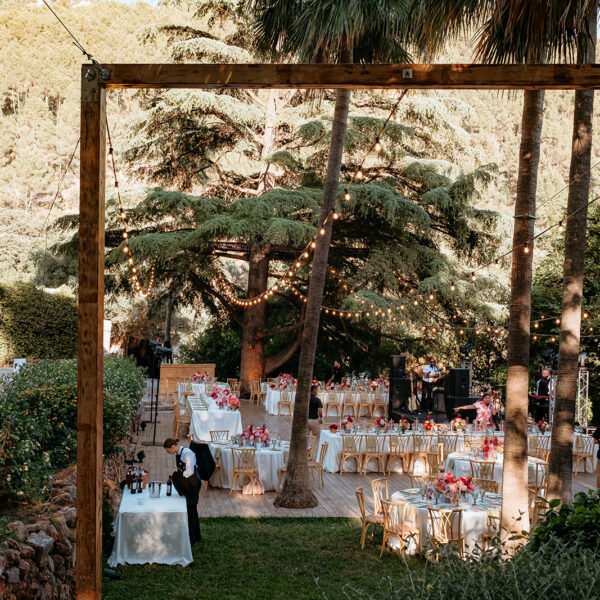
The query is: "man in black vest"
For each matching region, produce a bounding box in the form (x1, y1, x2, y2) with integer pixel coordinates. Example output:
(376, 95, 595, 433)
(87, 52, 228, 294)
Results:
(163, 438, 201, 544)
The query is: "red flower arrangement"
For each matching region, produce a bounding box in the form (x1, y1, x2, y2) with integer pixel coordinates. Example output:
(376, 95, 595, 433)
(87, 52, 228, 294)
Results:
(329, 424, 338, 433)
(374, 417, 387, 430)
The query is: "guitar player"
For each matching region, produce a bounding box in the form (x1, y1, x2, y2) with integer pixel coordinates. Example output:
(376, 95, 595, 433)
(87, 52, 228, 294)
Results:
(421, 357, 440, 412)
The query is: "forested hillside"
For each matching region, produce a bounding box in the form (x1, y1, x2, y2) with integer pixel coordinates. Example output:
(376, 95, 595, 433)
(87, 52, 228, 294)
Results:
(2, 0, 600, 392)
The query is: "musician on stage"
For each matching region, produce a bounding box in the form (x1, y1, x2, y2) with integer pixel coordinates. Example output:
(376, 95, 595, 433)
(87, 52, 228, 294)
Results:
(421, 357, 440, 412)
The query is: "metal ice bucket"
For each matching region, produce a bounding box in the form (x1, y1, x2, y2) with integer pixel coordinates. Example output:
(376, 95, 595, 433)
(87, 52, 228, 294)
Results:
(148, 481, 162, 498)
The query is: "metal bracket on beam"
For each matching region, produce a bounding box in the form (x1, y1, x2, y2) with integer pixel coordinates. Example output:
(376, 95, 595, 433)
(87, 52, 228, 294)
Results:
(402, 68, 413, 79)
(82, 65, 110, 102)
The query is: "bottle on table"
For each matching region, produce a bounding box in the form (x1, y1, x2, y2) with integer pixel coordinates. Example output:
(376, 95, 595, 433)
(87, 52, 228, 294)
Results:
(166, 475, 172, 497)
(130, 467, 137, 494)
(137, 468, 144, 493)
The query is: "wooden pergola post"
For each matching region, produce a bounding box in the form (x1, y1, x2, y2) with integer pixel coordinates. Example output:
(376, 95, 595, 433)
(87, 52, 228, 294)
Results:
(77, 62, 600, 599)
(77, 67, 106, 600)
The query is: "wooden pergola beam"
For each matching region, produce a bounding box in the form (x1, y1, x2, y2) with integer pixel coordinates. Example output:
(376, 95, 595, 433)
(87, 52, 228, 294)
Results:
(99, 63, 600, 90)
(77, 61, 600, 599)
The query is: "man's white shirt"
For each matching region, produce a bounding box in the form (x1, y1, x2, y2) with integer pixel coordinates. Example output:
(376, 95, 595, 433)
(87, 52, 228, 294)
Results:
(178, 446, 197, 478)
(422, 364, 439, 383)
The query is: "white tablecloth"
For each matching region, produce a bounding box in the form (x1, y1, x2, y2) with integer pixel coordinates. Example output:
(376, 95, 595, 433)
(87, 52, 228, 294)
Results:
(445, 451, 547, 486)
(209, 443, 288, 491)
(390, 489, 501, 555)
(108, 488, 193, 567)
(317, 430, 429, 474)
(189, 407, 243, 441)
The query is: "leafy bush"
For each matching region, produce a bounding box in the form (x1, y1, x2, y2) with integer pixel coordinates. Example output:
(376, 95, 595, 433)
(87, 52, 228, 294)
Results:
(528, 490, 600, 552)
(0, 281, 77, 363)
(0, 356, 145, 500)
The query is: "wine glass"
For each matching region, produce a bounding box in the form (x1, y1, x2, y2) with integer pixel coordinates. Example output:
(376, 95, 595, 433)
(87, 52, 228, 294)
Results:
(433, 490, 441, 505)
(472, 490, 479, 505)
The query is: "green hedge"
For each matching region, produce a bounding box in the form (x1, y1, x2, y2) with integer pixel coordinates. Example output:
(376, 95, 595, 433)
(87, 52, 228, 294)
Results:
(0, 281, 77, 363)
(0, 356, 146, 500)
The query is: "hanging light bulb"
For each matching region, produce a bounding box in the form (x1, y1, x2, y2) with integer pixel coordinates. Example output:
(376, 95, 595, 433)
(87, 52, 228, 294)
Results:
(558, 220, 565, 233)
(583, 312, 589, 319)
(534, 322, 539, 329)
(523, 242, 530, 254)
(295, 262, 301, 268)
(551, 336, 557, 342)
(374, 138, 382, 152)
(494, 259, 500, 268)
(450, 282, 456, 291)
(533, 335, 538, 341)
(555, 318, 561, 325)
(344, 192, 351, 201)
(311, 241, 316, 249)
(319, 228, 326, 235)
(471, 272, 476, 281)
(333, 212, 339, 220)
(303, 252, 309, 258)
(123, 246, 129, 254)
(355, 169, 363, 179)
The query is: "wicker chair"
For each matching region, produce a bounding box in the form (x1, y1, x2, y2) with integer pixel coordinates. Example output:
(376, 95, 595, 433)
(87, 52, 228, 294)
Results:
(339, 434, 362, 473)
(230, 448, 258, 495)
(380, 499, 420, 556)
(427, 506, 465, 559)
(278, 389, 294, 416)
(469, 459, 496, 481)
(384, 435, 411, 475)
(342, 391, 357, 417)
(249, 379, 261, 405)
(573, 435, 594, 474)
(210, 430, 229, 442)
(309, 442, 328, 488)
(437, 434, 459, 456)
(372, 392, 388, 418)
(360, 434, 386, 475)
(324, 391, 342, 418)
(408, 434, 433, 473)
(427, 443, 445, 474)
(370, 477, 389, 517)
(357, 391, 372, 418)
(528, 435, 551, 462)
(473, 477, 499, 494)
(355, 487, 383, 549)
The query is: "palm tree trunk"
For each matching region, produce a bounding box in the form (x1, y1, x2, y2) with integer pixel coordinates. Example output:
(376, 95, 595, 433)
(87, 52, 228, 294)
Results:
(548, 15, 596, 503)
(239, 244, 269, 396)
(501, 89, 544, 543)
(274, 42, 353, 509)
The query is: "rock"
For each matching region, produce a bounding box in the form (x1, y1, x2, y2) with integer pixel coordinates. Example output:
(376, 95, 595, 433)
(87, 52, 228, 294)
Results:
(27, 532, 54, 567)
(51, 493, 73, 507)
(6, 566, 20, 584)
(19, 545, 35, 559)
(25, 524, 41, 534)
(66, 528, 76, 543)
(5, 521, 27, 542)
(58, 583, 72, 600)
(47, 555, 54, 573)
(53, 539, 72, 557)
(0, 554, 7, 576)
(18, 560, 31, 576)
(38, 522, 59, 541)
(3, 549, 21, 564)
(52, 516, 69, 540)
(56, 508, 76, 528)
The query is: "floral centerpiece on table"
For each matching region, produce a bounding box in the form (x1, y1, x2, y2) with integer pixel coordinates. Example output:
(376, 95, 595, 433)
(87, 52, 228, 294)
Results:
(226, 395, 240, 411)
(328, 423, 338, 433)
(477, 436, 503, 459)
(423, 417, 434, 432)
(276, 373, 297, 389)
(374, 417, 387, 431)
(452, 415, 467, 432)
(398, 417, 411, 433)
(192, 372, 211, 382)
(210, 385, 223, 399)
(241, 424, 271, 445)
(538, 418, 550, 433)
(340, 415, 355, 432)
(429, 472, 475, 505)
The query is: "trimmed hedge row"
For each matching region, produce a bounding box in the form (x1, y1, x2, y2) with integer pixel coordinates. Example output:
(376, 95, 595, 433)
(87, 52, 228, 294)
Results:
(0, 356, 146, 500)
(0, 281, 77, 363)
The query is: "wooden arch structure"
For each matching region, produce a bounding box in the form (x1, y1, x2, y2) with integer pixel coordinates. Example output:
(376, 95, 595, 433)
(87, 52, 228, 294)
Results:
(77, 62, 600, 599)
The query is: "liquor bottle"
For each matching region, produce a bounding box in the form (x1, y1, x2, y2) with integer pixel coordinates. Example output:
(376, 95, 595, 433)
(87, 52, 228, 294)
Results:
(130, 467, 137, 494)
(166, 475, 172, 497)
(137, 469, 143, 493)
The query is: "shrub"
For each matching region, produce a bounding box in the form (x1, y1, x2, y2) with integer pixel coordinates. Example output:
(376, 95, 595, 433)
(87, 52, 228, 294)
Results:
(0, 356, 146, 500)
(528, 490, 600, 552)
(0, 281, 77, 363)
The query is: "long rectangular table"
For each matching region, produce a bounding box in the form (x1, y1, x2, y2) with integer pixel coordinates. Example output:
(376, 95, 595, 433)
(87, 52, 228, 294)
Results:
(188, 399, 243, 441)
(108, 487, 193, 567)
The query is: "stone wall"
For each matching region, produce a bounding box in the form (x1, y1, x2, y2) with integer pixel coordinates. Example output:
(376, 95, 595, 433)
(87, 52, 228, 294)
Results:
(0, 468, 77, 600)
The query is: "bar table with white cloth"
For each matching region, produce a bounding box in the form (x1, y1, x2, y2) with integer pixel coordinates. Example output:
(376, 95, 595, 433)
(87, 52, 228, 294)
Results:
(209, 442, 288, 491)
(108, 487, 193, 567)
(389, 488, 501, 555)
(188, 400, 243, 441)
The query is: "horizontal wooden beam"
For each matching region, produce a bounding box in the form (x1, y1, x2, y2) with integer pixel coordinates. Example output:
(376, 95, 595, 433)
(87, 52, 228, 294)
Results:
(92, 63, 600, 90)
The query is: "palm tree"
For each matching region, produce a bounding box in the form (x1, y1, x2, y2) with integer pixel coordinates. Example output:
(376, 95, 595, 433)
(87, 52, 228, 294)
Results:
(548, 7, 597, 504)
(410, 0, 597, 540)
(248, 0, 411, 508)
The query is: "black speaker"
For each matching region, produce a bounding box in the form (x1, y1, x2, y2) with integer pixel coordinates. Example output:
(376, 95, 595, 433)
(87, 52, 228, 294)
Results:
(448, 368, 470, 399)
(390, 355, 406, 379)
(389, 377, 411, 411)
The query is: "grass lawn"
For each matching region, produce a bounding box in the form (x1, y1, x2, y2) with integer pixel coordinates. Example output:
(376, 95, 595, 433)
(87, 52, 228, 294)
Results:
(103, 517, 424, 600)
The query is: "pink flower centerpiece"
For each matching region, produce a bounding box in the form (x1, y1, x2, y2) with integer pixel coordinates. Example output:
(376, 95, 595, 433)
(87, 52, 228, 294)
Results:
(452, 415, 466, 432)
(399, 417, 411, 433)
(276, 373, 297, 389)
(430, 472, 475, 505)
(192, 371, 211, 382)
(374, 417, 387, 431)
(340, 415, 354, 432)
(241, 424, 271, 446)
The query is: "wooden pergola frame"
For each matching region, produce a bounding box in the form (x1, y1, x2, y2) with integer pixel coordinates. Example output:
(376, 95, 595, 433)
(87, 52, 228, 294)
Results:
(77, 62, 600, 599)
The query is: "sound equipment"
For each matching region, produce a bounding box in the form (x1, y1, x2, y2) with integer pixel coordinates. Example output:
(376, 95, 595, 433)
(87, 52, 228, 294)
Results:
(448, 368, 470, 399)
(528, 394, 550, 422)
(432, 390, 445, 413)
(127, 337, 153, 371)
(389, 377, 411, 412)
(390, 355, 406, 379)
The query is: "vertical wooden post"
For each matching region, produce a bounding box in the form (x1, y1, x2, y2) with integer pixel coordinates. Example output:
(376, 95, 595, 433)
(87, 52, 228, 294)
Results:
(77, 67, 106, 600)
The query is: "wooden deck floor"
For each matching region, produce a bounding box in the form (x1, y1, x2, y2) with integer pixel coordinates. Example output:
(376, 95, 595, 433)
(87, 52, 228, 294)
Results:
(134, 391, 597, 518)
